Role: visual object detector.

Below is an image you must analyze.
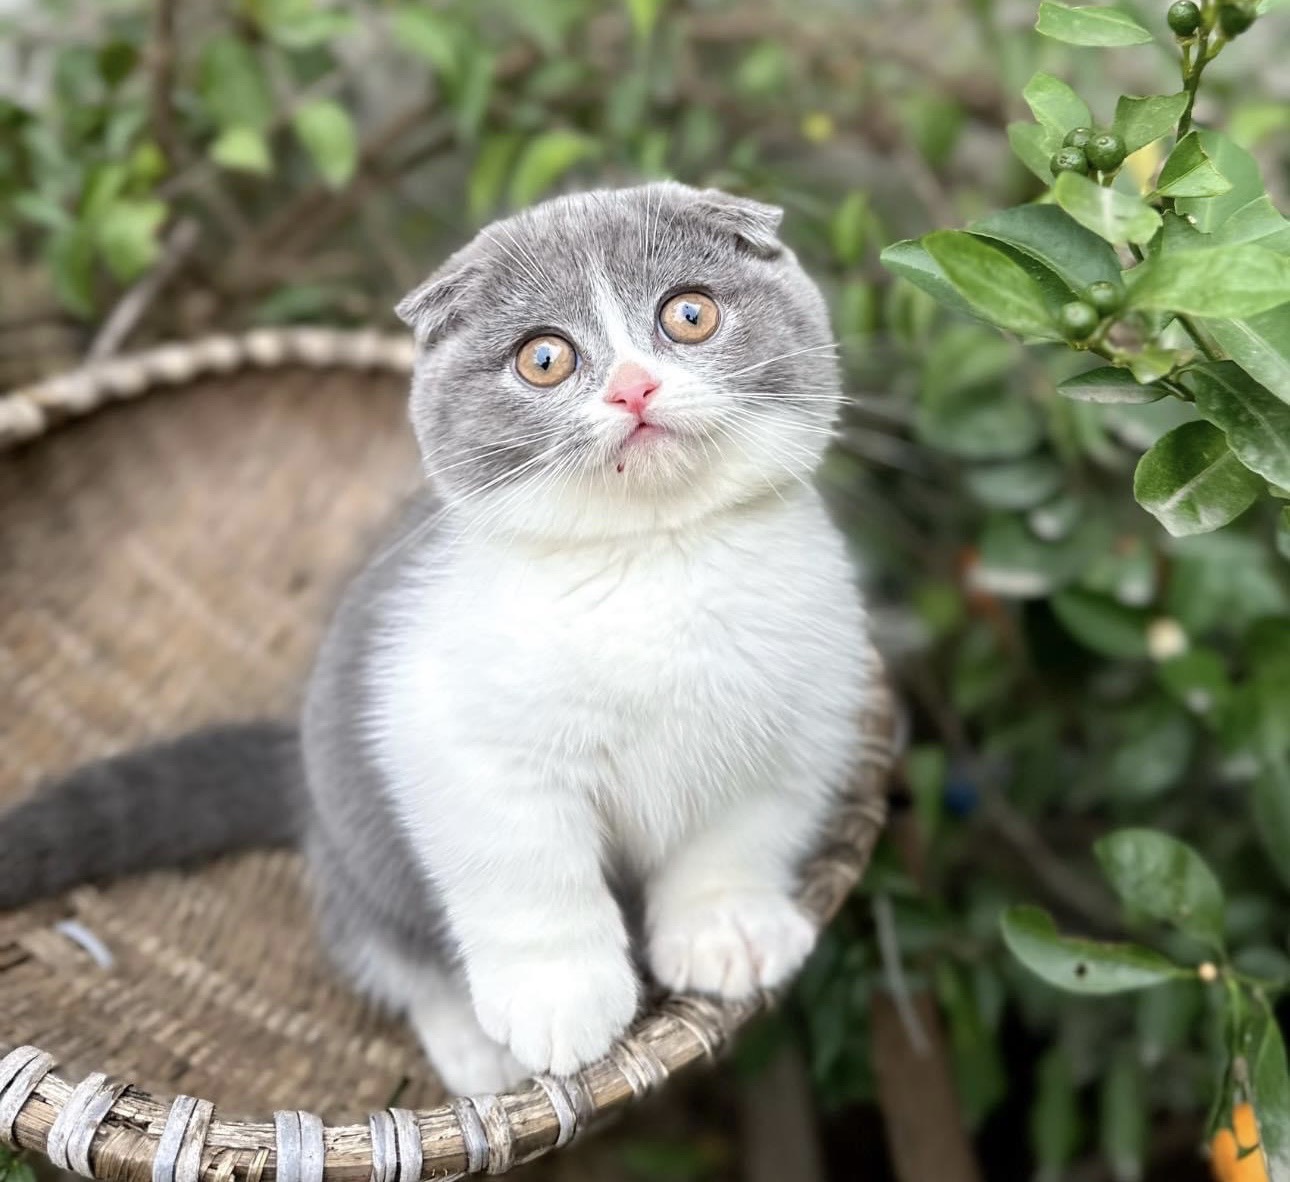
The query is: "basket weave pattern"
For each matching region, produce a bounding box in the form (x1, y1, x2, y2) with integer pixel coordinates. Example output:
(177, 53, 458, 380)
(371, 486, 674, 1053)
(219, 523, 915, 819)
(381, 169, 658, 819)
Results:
(0, 335, 895, 1181)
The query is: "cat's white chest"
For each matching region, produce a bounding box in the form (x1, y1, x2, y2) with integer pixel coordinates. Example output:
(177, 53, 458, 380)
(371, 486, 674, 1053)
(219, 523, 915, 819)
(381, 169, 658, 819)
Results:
(372, 491, 870, 872)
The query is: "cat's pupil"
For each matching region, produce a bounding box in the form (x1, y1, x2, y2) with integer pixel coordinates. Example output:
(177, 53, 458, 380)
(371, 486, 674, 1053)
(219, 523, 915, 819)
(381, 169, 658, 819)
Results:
(682, 303, 700, 325)
(536, 344, 553, 369)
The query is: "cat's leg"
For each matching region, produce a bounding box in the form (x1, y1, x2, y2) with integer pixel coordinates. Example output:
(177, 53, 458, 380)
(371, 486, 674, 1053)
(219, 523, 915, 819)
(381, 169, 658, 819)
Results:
(645, 789, 827, 999)
(398, 755, 640, 1077)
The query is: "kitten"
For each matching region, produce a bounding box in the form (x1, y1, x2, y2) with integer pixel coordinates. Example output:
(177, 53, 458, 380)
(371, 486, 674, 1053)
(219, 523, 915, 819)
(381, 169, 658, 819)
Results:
(0, 182, 875, 1094)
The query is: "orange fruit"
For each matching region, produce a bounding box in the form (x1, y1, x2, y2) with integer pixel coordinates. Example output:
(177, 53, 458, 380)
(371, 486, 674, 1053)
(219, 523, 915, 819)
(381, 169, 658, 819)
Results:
(1211, 1104, 1267, 1182)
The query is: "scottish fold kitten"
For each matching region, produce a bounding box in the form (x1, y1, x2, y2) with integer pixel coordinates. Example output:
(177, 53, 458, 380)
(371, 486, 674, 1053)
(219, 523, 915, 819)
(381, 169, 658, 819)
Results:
(0, 182, 875, 1094)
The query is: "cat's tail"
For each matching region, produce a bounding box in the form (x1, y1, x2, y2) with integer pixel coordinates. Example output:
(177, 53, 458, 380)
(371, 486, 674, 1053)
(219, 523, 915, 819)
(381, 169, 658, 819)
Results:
(0, 722, 302, 910)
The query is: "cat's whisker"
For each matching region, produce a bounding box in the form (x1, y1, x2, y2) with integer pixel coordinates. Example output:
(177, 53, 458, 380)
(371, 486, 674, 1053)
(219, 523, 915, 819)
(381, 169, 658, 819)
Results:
(722, 342, 840, 381)
(424, 427, 568, 480)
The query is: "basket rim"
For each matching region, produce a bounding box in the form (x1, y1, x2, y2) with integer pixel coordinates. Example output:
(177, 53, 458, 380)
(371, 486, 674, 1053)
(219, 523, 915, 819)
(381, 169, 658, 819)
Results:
(0, 331, 897, 1181)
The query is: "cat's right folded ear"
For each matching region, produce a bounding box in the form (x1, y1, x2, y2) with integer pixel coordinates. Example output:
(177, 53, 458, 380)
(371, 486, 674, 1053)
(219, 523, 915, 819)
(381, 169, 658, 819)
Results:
(395, 247, 480, 345)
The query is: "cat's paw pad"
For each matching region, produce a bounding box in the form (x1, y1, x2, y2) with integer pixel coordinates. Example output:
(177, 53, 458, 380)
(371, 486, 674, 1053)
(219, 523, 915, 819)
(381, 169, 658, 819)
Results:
(469, 949, 640, 1077)
(648, 892, 817, 999)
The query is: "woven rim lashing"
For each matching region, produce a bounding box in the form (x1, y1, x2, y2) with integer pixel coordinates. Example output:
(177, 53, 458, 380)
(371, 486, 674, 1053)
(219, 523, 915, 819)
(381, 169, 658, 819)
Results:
(0, 331, 897, 1180)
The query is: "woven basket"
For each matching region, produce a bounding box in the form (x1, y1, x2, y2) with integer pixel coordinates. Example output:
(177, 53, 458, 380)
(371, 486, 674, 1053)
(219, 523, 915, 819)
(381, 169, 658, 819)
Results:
(0, 330, 896, 1182)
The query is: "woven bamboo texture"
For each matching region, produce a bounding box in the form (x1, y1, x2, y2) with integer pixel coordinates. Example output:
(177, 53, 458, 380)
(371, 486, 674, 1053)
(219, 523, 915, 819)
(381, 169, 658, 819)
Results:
(0, 331, 896, 1181)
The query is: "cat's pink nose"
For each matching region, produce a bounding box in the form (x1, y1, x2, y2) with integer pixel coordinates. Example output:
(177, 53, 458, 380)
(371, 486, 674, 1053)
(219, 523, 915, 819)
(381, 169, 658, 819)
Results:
(604, 362, 660, 418)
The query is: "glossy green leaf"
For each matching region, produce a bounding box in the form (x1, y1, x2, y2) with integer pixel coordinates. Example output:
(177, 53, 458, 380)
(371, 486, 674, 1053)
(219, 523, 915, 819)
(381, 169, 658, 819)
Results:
(1253, 760, 1290, 893)
(1035, 3, 1153, 46)
(508, 130, 600, 206)
(922, 230, 1057, 337)
(1053, 171, 1161, 245)
(1099, 1047, 1146, 1182)
(1023, 72, 1092, 137)
(1058, 366, 1165, 404)
(1052, 589, 1149, 658)
(1112, 92, 1189, 154)
(880, 239, 978, 319)
(1001, 906, 1181, 995)
(1210, 195, 1290, 254)
(971, 204, 1121, 294)
(209, 126, 272, 175)
(1094, 829, 1225, 949)
(1128, 246, 1290, 317)
(1201, 307, 1290, 402)
(1176, 131, 1266, 233)
(292, 100, 357, 189)
(1007, 120, 1056, 183)
(964, 455, 1065, 509)
(1134, 421, 1263, 537)
(1155, 132, 1233, 199)
(1251, 1008, 1290, 1178)
(1189, 362, 1290, 486)
(975, 514, 1108, 598)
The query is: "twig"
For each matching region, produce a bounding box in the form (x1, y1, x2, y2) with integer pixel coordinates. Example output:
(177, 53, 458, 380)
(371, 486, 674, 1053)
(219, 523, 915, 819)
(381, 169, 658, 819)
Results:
(148, 0, 178, 168)
(86, 217, 200, 362)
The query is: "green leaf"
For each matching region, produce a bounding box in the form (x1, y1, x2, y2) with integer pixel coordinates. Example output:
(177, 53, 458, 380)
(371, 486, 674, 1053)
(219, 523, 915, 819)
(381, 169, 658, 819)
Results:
(1211, 195, 1290, 254)
(1154, 131, 1233, 199)
(1094, 829, 1226, 949)
(199, 36, 272, 132)
(1023, 72, 1092, 137)
(1112, 92, 1190, 154)
(971, 204, 1122, 294)
(1128, 246, 1290, 317)
(1106, 699, 1195, 800)
(964, 455, 1065, 509)
(508, 130, 599, 207)
(1253, 761, 1290, 893)
(390, 6, 462, 80)
(879, 239, 978, 319)
(292, 100, 357, 188)
(1280, 506, 1290, 561)
(1058, 366, 1165, 403)
(1176, 131, 1266, 234)
(468, 133, 519, 221)
(1052, 588, 1149, 657)
(1202, 307, 1290, 401)
(831, 192, 869, 267)
(922, 230, 1057, 337)
(1134, 421, 1263, 537)
(1251, 1009, 1290, 1178)
(1189, 362, 1290, 486)
(1031, 1049, 1081, 1174)
(1099, 1047, 1147, 1182)
(93, 198, 166, 281)
(1053, 171, 1162, 245)
(1002, 905, 1180, 995)
(209, 126, 272, 175)
(1007, 120, 1056, 183)
(975, 513, 1107, 597)
(624, 0, 665, 41)
(1036, 3, 1153, 46)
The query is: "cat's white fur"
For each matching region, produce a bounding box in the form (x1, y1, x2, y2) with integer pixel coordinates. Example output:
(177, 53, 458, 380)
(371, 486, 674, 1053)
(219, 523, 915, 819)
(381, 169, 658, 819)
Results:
(367, 425, 868, 1080)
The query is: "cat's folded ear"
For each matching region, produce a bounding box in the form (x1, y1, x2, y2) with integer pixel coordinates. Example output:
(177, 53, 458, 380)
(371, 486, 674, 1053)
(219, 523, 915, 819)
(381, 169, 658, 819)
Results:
(695, 189, 784, 259)
(395, 246, 480, 345)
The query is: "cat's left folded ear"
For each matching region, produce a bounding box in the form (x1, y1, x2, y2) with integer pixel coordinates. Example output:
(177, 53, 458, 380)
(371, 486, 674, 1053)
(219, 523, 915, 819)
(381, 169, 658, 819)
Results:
(695, 189, 784, 260)
(396, 243, 480, 345)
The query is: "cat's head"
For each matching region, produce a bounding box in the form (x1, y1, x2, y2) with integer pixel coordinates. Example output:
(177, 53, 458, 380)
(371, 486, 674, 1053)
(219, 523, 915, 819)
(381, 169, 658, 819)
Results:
(397, 182, 839, 541)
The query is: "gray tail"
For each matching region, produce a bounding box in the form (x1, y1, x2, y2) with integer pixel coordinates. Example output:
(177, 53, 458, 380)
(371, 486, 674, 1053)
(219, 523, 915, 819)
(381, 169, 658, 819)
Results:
(0, 721, 302, 910)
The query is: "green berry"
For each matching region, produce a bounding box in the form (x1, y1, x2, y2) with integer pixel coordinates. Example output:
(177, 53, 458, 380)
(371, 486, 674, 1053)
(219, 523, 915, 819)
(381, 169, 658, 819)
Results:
(1085, 132, 1127, 172)
(1060, 300, 1100, 341)
(1167, 0, 1202, 36)
(1218, 1, 1255, 35)
(1050, 147, 1090, 176)
(1063, 127, 1094, 151)
(1087, 281, 1125, 315)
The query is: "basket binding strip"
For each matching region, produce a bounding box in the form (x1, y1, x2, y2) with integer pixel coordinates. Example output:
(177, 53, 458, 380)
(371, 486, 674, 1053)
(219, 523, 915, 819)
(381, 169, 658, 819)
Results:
(0, 330, 896, 1179)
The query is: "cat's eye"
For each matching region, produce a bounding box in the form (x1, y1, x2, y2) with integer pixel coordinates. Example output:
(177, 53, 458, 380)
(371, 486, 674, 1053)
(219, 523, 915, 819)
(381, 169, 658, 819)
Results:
(515, 334, 577, 387)
(659, 291, 720, 344)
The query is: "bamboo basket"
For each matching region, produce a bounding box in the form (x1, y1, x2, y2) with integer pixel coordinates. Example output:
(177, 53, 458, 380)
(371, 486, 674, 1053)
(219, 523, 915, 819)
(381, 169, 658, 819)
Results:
(0, 330, 896, 1182)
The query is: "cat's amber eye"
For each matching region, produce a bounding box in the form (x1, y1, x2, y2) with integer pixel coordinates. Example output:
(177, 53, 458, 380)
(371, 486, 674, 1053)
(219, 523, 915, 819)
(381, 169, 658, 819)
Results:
(659, 291, 720, 344)
(515, 334, 577, 387)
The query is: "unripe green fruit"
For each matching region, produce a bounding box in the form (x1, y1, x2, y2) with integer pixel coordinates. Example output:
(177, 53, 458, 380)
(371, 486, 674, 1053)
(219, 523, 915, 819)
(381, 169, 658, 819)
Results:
(1167, 0, 1201, 36)
(1218, 2, 1255, 35)
(1060, 301, 1100, 340)
(1051, 147, 1090, 176)
(1085, 132, 1127, 172)
(1087, 281, 1125, 315)
(1063, 127, 1094, 151)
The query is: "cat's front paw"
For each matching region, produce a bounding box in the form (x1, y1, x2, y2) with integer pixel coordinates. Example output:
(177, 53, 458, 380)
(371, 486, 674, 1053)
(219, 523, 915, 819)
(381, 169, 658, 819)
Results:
(469, 949, 640, 1077)
(648, 891, 817, 999)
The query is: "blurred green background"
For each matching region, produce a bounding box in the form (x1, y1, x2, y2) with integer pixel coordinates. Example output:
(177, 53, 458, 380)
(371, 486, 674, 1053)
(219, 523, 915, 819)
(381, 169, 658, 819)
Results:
(2, 1, 1290, 1179)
